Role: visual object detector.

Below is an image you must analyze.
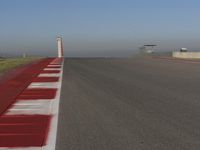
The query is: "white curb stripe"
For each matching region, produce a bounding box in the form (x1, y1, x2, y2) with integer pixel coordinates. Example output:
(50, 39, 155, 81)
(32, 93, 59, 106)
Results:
(6, 100, 51, 115)
(38, 74, 60, 77)
(28, 82, 59, 89)
(44, 68, 61, 71)
(47, 65, 61, 67)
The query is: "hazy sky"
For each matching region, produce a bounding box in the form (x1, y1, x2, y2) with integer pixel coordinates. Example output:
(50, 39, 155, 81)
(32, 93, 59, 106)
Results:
(0, 0, 200, 57)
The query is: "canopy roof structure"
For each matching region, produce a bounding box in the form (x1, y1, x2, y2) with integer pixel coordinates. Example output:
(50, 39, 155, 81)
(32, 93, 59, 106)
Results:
(139, 45, 157, 54)
(144, 45, 157, 47)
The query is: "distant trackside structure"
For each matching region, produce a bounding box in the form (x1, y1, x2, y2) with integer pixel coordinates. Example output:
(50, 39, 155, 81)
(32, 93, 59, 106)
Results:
(173, 48, 200, 59)
(139, 45, 157, 54)
(57, 37, 64, 58)
(173, 51, 200, 59)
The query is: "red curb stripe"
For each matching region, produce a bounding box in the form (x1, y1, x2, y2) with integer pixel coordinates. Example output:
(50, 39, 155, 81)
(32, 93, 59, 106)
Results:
(52, 58, 64, 64)
(41, 70, 61, 74)
(0, 115, 51, 147)
(0, 134, 45, 147)
(32, 77, 59, 82)
(46, 66, 61, 68)
(51, 63, 61, 65)
(0, 115, 50, 123)
(17, 88, 57, 100)
(0, 124, 47, 134)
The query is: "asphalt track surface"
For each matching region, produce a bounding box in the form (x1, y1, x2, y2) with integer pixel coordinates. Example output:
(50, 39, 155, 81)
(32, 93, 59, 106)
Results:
(56, 57, 200, 150)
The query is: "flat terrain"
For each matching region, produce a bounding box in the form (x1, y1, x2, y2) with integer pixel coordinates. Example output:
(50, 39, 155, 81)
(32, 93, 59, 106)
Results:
(56, 57, 200, 150)
(0, 57, 40, 73)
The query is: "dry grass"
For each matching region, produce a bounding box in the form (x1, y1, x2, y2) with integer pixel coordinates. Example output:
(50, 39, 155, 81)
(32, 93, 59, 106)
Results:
(0, 57, 42, 73)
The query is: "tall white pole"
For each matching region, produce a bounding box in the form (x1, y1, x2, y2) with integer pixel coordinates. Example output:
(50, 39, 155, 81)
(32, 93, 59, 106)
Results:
(57, 37, 64, 57)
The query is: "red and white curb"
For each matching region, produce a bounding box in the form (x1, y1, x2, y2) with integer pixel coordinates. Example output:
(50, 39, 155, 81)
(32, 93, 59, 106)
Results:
(0, 58, 64, 150)
(44, 59, 64, 150)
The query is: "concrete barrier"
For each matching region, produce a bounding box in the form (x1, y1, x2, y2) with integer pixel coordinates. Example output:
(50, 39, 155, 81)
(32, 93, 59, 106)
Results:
(172, 52, 200, 59)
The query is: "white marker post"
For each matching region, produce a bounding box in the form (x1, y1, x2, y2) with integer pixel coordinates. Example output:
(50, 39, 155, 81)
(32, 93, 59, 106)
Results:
(57, 37, 64, 57)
